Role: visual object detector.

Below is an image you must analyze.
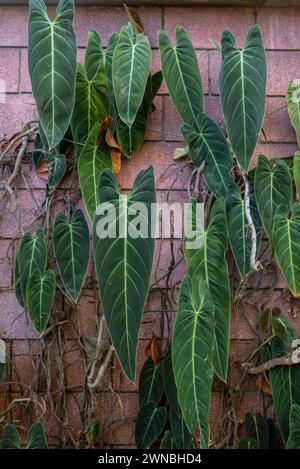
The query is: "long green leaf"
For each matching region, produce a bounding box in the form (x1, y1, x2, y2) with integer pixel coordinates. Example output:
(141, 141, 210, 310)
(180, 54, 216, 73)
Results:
(261, 338, 300, 443)
(226, 184, 253, 279)
(272, 315, 295, 345)
(287, 404, 300, 449)
(93, 166, 156, 382)
(238, 437, 258, 449)
(158, 26, 204, 127)
(71, 30, 108, 156)
(287, 80, 300, 148)
(273, 203, 300, 297)
(28, 0, 77, 150)
(113, 22, 151, 127)
(135, 403, 167, 449)
(14, 252, 26, 307)
(53, 209, 90, 302)
(105, 32, 119, 134)
(220, 25, 266, 172)
(1, 425, 20, 449)
(170, 410, 192, 449)
(172, 276, 215, 447)
(182, 113, 233, 198)
(26, 269, 56, 335)
(18, 229, 47, 303)
(26, 423, 48, 449)
(139, 357, 164, 408)
(187, 198, 231, 382)
(254, 155, 291, 245)
(78, 123, 112, 223)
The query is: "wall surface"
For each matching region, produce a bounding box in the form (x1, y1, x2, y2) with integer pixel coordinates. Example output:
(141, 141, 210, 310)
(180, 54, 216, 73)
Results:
(0, 4, 300, 448)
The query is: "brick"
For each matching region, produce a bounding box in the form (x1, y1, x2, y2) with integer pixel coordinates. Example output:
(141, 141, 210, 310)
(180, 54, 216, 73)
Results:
(0, 190, 45, 238)
(145, 96, 163, 141)
(0, 94, 36, 139)
(64, 341, 86, 391)
(152, 239, 186, 288)
(229, 340, 257, 392)
(74, 6, 162, 48)
(0, 49, 20, 93)
(11, 340, 42, 392)
(0, 290, 38, 339)
(66, 392, 84, 442)
(20, 48, 31, 93)
(251, 143, 298, 168)
(266, 51, 300, 96)
(0, 7, 28, 46)
(263, 97, 296, 143)
(93, 391, 139, 446)
(119, 142, 192, 190)
(164, 7, 255, 49)
(0, 240, 13, 288)
(257, 8, 300, 50)
(64, 289, 99, 340)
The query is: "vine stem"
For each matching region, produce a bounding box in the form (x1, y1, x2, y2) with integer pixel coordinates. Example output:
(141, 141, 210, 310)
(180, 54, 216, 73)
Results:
(0, 125, 38, 160)
(242, 353, 300, 374)
(0, 134, 29, 203)
(239, 166, 261, 272)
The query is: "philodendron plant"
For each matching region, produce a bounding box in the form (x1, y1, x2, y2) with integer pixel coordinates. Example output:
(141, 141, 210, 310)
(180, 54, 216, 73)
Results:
(5, 0, 300, 451)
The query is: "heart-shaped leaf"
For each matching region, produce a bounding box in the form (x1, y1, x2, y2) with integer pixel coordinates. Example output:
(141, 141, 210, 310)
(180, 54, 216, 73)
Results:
(28, 0, 77, 150)
(187, 198, 231, 382)
(160, 430, 175, 449)
(1, 425, 20, 449)
(220, 25, 266, 172)
(135, 403, 167, 449)
(287, 404, 300, 449)
(78, 122, 112, 223)
(53, 209, 90, 302)
(159, 26, 204, 127)
(170, 410, 192, 449)
(273, 203, 300, 297)
(287, 80, 300, 148)
(93, 166, 156, 382)
(182, 113, 233, 198)
(261, 338, 300, 444)
(238, 436, 259, 449)
(172, 276, 215, 447)
(113, 22, 151, 127)
(26, 423, 48, 449)
(18, 229, 47, 303)
(139, 357, 164, 408)
(26, 269, 56, 335)
(71, 30, 108, 156)
(254, 155, 291, 245)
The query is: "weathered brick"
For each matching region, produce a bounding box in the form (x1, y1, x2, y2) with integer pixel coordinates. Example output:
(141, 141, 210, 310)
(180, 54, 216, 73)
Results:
(64, 340, 86, 391)
(0, 94, 36, 139)
(164, 7, 255, 49)
(20, 48, 31, 93)
(0, 240, 13, 287)
(266, 51, 300, 96)
(263, 97, 296, 143)
(0, 290, 38, 339)
(11, 340, 42, 392)
(257, 8, 300, 50)
(0, 48, 20, 93)
(74, 6, 162, 48)
(251, 143, 298, 168)
(0, 7, 28, 46)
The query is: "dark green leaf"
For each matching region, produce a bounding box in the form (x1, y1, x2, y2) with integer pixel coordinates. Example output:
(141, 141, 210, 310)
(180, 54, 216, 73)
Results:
(172, 277, 215, 447)
(1, 425, 20, 449)
(135, 403, 167, 449)
(53, 209, 90, 302)
(287, 81, 300, 148)
(26, 269, 56, 335)
(158, 26, 204, 127)
(245, 412, 269, 449)
(105, 32, 119, 134)
(162, 345, 180, 416)
(28, 0, 77, 150)
(293, 151, 300, 200)
(170, 409, 192, 449)
(26, 423, 48, 449)
(254, 155, 291, 245)
(93, 166, 156, 382)
(272, 316, 295, 345)
(287, 404, 300, 449)
(182, 113, 233, 198)
(220, 25, 266, 172)
(160, 430, 175, 449)
(47, 154, 66, 189)
(139, 357, 164, 408)
(238, 436, 259, 449)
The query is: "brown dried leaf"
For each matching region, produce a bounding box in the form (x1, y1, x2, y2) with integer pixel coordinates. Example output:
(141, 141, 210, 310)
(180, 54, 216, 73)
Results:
(124, 4, 144, 33)
(145, 334, 161, 364)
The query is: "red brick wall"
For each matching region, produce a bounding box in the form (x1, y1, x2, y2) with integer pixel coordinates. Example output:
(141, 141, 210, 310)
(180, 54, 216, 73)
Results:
(0, 4, 300, 448)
